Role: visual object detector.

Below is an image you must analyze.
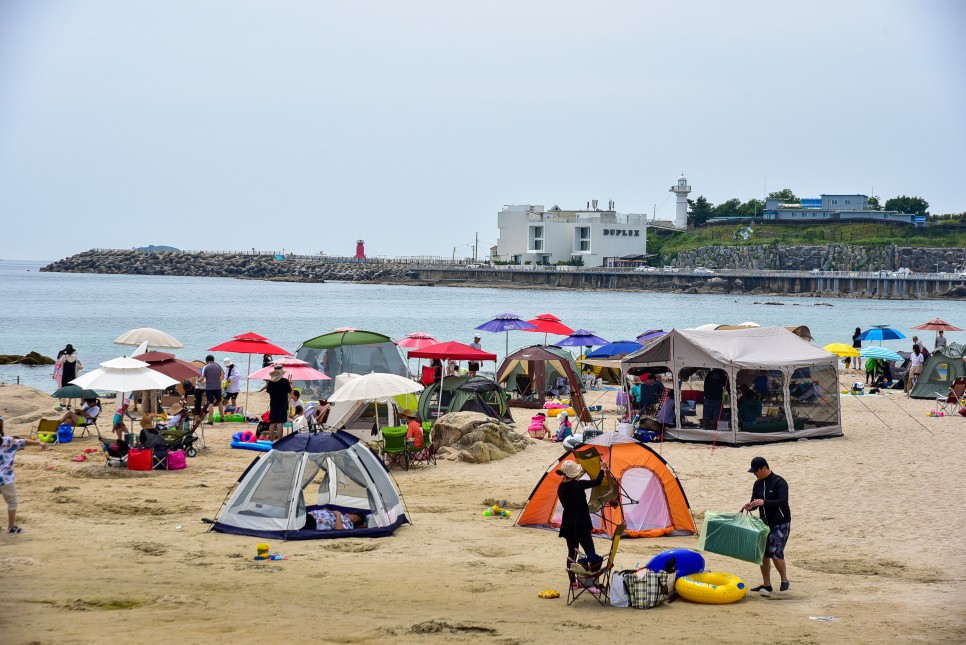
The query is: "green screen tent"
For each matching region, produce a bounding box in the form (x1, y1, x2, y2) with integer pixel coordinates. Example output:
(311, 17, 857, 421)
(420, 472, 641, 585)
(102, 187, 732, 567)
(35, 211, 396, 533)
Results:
(417, 375, 512, 424)
(910, 343, 965, 399)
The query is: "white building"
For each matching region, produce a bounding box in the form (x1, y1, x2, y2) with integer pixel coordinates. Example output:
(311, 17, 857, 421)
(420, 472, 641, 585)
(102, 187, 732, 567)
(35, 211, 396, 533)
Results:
(494, 201, 648, 267)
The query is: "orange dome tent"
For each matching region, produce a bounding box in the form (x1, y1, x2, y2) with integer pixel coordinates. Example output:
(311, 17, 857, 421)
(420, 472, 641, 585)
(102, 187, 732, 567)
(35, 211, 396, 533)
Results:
(515, 433, 697, 539)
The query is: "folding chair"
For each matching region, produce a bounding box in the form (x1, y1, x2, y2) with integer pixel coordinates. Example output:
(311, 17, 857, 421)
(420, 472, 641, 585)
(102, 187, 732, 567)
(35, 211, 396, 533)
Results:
(567, 524, 625, 606)
(936, 377, 966, 415)
(31, 418, 60, 442)
(381, 426, 409, 471)
(408, 424, 436, 466)
(73, 411, 101, 438)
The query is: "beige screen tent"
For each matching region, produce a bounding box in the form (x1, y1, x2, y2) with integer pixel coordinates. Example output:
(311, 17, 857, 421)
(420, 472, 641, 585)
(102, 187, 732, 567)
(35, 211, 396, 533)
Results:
(621, 327, 843, 445)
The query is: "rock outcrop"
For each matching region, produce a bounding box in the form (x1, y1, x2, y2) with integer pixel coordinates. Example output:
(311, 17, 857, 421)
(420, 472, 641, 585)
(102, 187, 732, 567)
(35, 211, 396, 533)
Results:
(431, 412, 529, 463)
(672, 244, 966, 273)
(0, 352, 55, 366)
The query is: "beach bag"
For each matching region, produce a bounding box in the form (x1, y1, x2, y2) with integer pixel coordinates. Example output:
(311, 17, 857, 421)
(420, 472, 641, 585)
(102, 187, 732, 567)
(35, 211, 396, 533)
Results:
(127, 447, 152, 471)
(166, 449, 187, 470)
(609, 572, 631, 608)
(627, 569, 674, 609)
(698, 511, 770, 565)
(57, 423, 74, 444)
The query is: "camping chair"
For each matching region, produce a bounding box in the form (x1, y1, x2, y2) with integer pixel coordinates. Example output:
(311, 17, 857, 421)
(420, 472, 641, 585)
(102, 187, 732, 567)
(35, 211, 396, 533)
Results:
(94, 424, 129, 467)
(936, 377, 966, 415)
(72, 408, 101, 438)
(573, 447, 620, 514)
(408, 425, 436, 466)
(567, 524, 625, 606)
(514, 374, 535, 401)
(31, 418, 60, 443)
(381, 426, 409, 471)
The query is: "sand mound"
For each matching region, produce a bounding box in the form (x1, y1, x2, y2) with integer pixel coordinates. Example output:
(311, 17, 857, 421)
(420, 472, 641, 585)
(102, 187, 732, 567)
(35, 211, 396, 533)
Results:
(431, 411, 530, 463)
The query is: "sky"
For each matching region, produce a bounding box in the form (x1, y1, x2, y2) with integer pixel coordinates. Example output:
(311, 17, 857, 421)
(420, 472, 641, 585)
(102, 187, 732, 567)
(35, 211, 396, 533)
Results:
(1, 1, 964, 261)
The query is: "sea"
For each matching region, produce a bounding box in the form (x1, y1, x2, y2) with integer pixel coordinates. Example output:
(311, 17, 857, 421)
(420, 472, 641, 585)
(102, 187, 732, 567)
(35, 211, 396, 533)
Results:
(2, 259, 964, 392)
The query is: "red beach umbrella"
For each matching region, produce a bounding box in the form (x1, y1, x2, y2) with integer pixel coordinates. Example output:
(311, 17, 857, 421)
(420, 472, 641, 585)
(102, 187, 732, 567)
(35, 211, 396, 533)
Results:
(407, 341, 497, 362)
(397, 332, 440, 350)
(911, 318, 962, 332)
(209, 332, 292, 409)
(525, 314, 575, 344)
(138, 351, 202, 382)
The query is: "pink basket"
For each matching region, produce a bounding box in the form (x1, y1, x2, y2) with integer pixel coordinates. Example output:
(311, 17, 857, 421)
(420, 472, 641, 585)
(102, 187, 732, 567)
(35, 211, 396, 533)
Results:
(166, 450, 187, 470)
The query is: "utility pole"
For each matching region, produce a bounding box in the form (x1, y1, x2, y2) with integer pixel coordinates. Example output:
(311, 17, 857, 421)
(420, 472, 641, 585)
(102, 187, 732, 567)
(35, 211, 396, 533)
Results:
(474, 232, 478, 263)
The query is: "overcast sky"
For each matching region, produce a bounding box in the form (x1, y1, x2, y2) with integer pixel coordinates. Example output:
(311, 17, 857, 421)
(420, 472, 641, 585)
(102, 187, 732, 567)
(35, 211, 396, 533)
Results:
(1, 1, 964, 261)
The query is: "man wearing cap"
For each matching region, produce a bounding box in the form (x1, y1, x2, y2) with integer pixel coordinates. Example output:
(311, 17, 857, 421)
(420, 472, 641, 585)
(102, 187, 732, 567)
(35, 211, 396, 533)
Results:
(201, 355, 225, 423)
(468, 335, 483, 377)
(743, 457, 791, 596)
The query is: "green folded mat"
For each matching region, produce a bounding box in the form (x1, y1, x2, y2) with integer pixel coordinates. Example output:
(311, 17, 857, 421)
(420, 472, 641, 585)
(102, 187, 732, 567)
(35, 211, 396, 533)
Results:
(697, 511, 770, 564)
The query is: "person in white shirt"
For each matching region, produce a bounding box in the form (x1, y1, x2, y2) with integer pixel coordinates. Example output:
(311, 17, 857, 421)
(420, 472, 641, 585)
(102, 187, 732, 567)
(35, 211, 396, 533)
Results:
(468, 334, 483, 376)
(906, 345, 925, 394)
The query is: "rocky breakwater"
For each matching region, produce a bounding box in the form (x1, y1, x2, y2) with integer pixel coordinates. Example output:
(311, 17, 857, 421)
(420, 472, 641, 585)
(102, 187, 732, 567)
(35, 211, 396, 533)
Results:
(41, 249, 414, 283)
(673, 244, 966, 273)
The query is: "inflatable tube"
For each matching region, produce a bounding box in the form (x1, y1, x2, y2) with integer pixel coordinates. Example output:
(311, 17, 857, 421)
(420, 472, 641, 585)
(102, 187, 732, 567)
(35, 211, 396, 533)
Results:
(646, 549, 705, 577)
(230, 440, 273, 452)
(675, 572, 747, 604)
(546, 407, 576, 418)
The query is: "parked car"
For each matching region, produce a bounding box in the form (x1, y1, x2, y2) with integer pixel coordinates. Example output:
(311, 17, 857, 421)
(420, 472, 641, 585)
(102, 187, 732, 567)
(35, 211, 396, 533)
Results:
(694, 267, 716, 275)
(633, 266, 657, 272)
(663, 266, 676, 272)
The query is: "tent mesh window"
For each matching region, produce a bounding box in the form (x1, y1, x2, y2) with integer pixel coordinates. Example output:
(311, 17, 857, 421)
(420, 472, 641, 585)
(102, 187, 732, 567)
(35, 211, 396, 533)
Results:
(230, 452, 302, 519)
(736, 369, 787, 430)
(789, 365, 838, 429)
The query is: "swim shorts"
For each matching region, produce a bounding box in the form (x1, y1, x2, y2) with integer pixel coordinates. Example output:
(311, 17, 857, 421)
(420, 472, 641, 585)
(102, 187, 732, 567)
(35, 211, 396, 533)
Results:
(766, 521, 790, 560)
(0, 483, 19, 510)
(205, 389, 220, 404)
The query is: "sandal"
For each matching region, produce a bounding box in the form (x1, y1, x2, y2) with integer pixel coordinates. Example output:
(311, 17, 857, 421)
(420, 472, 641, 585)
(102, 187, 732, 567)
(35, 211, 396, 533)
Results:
(83, 448, 99, 454)
(72, 454, 87, 462)
(8, 526, 23, 533)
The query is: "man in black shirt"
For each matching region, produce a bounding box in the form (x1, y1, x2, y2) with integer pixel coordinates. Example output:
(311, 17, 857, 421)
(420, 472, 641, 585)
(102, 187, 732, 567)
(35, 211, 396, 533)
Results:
(743, 456, 791, 596)
(702, 369, 727, 429)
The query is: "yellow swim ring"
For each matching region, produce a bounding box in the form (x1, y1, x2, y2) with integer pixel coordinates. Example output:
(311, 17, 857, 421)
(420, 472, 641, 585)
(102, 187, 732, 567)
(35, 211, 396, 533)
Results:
(675, 572, 747, 604)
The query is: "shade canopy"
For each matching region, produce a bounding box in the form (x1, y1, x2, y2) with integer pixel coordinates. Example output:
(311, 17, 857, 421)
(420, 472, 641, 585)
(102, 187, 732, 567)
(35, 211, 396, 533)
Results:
(524, 314, 574, 336)
(860, 346, 902, 361)
(113, 327, 184, 349)
(407, 341, 497, 362)
(911, 318, 963, 332)
(556, 329, 609, 347)
(328, 372, 423, 403)
(137, 351, 202, 381)
(301, 329, 393, 350)
(636, 329, 667, 343)
(823, 343, 861, 358)
(210, 333, 291, 356)
(585, 340, 644, 359)
(397, 332, 440, 349)
(248, 358, 330, 381)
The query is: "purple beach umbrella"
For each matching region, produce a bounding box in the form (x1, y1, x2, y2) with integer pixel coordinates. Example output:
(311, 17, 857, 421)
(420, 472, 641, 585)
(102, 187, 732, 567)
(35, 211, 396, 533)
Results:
(475, 313, 538, 359)
(636, 329, 668, 343)
(556, 329, 609, 349)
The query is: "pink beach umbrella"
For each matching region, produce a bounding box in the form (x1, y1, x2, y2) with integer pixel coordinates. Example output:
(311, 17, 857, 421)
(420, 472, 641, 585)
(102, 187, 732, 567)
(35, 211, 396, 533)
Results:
(248, 358, 330, 382)
(397, 332, 440, 350)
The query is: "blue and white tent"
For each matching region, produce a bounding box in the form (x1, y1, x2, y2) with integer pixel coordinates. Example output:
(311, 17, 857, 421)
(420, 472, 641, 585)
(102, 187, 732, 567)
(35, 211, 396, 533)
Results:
(213, 431, 408, 540)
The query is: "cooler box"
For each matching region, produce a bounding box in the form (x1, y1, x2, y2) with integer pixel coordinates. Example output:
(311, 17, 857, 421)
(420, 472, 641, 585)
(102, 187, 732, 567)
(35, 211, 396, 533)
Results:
(697, 511, 770, 565)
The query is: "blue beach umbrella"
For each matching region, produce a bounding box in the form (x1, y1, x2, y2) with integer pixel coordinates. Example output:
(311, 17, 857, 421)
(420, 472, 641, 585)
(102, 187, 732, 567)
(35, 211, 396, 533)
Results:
(857, 326, 907, 344)
(475, 313, 538, 359)
(859, 346, 902, 362)
(585, 340, 644, 359)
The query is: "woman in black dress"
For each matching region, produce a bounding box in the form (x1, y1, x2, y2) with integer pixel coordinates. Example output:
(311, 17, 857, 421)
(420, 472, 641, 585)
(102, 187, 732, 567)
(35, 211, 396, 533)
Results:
(265, 364, 292, 441)
(59, 344, 82, 384)
(557, 460, 606, 587)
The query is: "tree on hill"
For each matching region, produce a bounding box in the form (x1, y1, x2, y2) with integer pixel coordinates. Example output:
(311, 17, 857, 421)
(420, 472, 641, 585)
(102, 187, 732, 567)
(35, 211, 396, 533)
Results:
(768, 188, 798, 202)
(884, 195, 929, 216)
(739, 198, 764, 218)
(687, 196, 714, 228)
(713, 198, 744, 219)
(866, 196, 882, 211)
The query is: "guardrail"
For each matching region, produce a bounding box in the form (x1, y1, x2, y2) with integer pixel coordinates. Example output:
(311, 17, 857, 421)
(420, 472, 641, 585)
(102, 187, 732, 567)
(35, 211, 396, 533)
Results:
(412, 265, 966, 280)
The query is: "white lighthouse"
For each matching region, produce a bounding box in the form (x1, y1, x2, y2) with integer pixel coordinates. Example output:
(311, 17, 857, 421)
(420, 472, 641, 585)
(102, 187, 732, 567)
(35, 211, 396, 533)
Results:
(669, 173, 692, 229)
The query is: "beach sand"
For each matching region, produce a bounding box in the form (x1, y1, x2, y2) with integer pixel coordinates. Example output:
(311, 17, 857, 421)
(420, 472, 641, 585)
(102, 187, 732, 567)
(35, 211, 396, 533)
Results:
(1, 377, 964, 644)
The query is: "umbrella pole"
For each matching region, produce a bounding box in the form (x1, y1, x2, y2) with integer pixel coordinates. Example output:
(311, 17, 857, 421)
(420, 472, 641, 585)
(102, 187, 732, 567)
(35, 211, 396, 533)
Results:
(244, 354, 251, 413)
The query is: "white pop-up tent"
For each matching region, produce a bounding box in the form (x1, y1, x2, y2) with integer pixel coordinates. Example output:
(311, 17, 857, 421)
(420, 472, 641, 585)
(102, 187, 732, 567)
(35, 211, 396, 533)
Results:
(620, 327, 843, 445)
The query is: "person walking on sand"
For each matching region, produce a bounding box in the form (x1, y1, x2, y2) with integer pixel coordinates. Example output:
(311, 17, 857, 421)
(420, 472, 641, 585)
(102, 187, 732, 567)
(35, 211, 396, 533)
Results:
(743, 457, 791, 596)
(557, 460, 606, 588)
(1, 416, 49, 534)
(906, 345, 924, 394)
(200, 355, 225, 423)
(58, 344, 83, 386)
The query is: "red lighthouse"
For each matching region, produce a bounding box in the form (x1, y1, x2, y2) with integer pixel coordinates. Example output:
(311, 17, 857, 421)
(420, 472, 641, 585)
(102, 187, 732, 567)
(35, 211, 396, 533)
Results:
(354, 240, 366, 260)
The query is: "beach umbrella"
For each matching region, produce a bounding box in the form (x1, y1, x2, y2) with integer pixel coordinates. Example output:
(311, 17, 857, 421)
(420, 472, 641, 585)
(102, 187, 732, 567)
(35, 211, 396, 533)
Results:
(860, 346, 902, 362)
(328, 372, 424, 431)
(693, 323, 721, 331)
(557, 329, 609, 348)
(823, 343, 861, 358)
(52, 384, 99, 410)
(585, 340, 644, 359)
(248, 358, 330, 381)
(857, 326, 907, 344)
(525, 314, 575, 344)
(113, 327, 184, 350)
(475, 313, 538, 360)
(407, 341, 498, 418)
(397, 332, 440, 350)
(912, 318, 963, 346)
(736, 321, 761, 328)
(138, 351, 202, 382)
(209, 332, 292, 410)
(635, 329, 667, 343)
(301, 329, 392, 349)
(71, 356, 179, 392)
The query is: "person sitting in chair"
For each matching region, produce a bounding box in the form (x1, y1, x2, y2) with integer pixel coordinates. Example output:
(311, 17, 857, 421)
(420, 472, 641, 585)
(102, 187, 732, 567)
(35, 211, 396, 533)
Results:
(305, 508, 364, 531)
(291, 405, 308, 433)
(553, 411, 573, 443)
(737, 386, 763, 425)
(59, 398, 100, 427)
(402, 409, 424, 449)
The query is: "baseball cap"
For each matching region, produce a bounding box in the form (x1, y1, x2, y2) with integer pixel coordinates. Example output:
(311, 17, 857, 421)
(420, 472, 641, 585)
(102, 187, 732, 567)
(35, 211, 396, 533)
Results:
(748, 456, 768, 473)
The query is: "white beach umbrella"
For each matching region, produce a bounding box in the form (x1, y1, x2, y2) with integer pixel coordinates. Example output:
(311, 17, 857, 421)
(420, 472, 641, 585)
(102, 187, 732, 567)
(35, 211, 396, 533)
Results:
(328, 373, 424, 431)
(71, 356, 179, 392)
(693, 323, 721, 331)
(114, 327, 184, 349)
(736, 321, 761, 328)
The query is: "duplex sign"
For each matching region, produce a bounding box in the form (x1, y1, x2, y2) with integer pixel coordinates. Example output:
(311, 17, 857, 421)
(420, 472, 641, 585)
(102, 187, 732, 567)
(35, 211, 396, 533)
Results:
(602, 229, 640, 237)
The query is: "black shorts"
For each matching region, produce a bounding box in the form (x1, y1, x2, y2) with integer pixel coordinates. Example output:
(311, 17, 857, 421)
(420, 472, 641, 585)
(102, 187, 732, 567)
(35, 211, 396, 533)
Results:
(205, 389, 220, 404)
(223, 391, 238, 402)
(468, 362, 480, 371)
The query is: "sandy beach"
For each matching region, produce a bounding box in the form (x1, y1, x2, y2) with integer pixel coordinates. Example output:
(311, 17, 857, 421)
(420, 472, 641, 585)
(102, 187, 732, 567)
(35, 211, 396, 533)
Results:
(1, 375, 964, 644)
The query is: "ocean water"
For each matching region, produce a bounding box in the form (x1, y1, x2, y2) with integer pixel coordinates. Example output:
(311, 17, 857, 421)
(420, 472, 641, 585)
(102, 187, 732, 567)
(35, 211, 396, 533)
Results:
(2, 259, 963, 392)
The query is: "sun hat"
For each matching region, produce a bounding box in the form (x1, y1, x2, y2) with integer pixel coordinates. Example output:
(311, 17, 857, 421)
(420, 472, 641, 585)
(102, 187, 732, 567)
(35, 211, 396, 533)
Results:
(269, 365, 285, 381)
(223, 357, 233, 366)
(168, 402, 184, 416)
(559, 461, 584, 480)
(748, 456, 768, 473)
(139, 415, 156, 430)
(400, 408, 418, 419)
